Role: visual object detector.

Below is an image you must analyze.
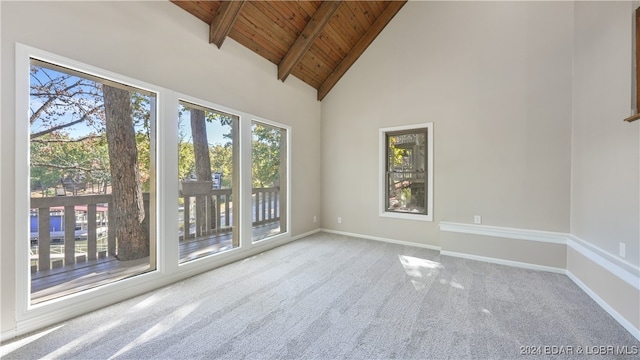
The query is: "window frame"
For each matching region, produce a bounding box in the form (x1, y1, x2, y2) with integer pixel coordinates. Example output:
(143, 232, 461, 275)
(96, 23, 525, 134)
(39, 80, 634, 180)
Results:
(176, 99, 241, 263)
(250, 119, 289, 243)
(27, 58, 160, 285)
(379, 123, 434, 222)
(15, 43, 167, 317)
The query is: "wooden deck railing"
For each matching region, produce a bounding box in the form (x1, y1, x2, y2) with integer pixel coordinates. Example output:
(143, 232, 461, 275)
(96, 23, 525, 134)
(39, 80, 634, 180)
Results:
(252, 187, 281, 225)
(179, 184, 234, 240)
(30, 186, 280, 273)
(30, 194, 114, 273)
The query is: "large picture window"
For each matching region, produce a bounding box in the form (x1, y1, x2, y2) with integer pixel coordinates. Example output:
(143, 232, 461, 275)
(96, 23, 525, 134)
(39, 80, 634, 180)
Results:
(380, 123, 433, 221)
(28, 59, 157, 304)
(16, 45, 292, 326)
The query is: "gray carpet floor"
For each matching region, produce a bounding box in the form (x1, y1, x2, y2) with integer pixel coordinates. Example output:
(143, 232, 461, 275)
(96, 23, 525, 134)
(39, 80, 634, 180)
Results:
(2, 232, 639, 359)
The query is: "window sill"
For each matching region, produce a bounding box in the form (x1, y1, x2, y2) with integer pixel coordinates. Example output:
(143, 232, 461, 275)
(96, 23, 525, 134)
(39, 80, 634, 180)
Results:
(379, 211, 433, 222)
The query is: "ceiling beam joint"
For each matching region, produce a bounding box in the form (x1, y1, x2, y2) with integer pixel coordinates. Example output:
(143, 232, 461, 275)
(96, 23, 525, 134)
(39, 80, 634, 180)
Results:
(209, 1, 246, 49)
(278, 1, 342, 82)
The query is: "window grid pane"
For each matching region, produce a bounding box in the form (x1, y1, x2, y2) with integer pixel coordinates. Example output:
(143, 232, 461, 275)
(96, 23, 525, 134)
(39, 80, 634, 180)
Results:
(385, 129, 428, 215)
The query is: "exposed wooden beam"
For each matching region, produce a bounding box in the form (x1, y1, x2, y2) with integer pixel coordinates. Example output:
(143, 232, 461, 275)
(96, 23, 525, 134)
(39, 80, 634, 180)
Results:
(317, 1, 406, 101)
(209, 1, 246, 48)
(278, 1, 342, 82)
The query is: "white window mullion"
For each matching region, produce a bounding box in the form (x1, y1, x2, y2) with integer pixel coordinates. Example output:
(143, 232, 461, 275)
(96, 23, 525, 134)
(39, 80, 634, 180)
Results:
(15, 43, 33, 318)
(159, 91, 180, 274)
(239, 113, 253, 249)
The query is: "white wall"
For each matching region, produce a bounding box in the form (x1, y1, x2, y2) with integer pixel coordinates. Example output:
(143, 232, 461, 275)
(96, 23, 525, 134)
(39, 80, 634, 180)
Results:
(321, 1, 573, 248)
(570, 0, 640, 335)
(1, 1, 321, 337)
(572, 1, 639, 269)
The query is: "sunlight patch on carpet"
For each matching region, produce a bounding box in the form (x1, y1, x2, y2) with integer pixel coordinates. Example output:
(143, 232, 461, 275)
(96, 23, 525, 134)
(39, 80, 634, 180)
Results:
(398, 255, 443, 290)
(43, 317, 123, 359)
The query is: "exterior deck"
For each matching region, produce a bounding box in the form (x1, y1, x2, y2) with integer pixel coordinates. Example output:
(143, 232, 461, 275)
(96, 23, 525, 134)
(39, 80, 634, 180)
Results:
(29, 187, 282, 304)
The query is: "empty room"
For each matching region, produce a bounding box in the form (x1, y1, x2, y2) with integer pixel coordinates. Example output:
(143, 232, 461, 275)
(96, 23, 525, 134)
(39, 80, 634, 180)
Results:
(1, 0, 639, 358)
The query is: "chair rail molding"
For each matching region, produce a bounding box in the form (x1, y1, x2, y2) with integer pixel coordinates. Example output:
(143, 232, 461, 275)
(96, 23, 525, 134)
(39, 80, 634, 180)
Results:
(439, 221, 640, 289)
(438, 222, 567, 244)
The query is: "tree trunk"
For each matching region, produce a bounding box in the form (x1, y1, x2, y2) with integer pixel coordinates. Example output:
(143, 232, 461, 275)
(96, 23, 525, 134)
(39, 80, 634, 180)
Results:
(190, 108, 213, 235)
(103, 85, 148, 261)
(191, 109, 212, 181)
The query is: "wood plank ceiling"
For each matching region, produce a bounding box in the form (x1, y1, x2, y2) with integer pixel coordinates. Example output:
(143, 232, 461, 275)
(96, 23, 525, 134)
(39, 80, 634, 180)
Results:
(170, 1, 407, 101)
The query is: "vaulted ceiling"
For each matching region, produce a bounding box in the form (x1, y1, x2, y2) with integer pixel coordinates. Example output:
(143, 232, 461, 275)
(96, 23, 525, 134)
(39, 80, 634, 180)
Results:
(170, 1, 407, 101)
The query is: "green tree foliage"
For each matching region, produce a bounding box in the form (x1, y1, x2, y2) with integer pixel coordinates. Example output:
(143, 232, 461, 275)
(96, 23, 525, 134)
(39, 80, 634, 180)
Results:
(30, 133, 103, 194)
(178, 137, 195, 182)
(387, 136, 405, 169)
(210, 144, 233, 188)
(251, 123, 281, 188)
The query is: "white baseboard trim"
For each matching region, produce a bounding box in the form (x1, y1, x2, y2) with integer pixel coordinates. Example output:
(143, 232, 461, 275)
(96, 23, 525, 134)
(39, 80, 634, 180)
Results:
(251, 228, 321, 252)
(567, 271, 640, 342)
(320, 228, 563, 273)
(440, 250, 567, 274)
(1, 330, 17, 344)
(293, 228, 322, 239)
(320, 229, 441, 251)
